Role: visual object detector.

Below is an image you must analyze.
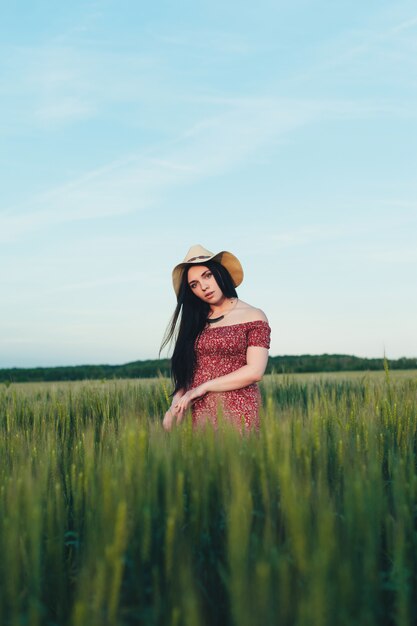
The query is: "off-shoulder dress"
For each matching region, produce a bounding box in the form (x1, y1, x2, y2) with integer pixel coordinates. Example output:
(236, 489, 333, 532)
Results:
(190, 320, 271, 430)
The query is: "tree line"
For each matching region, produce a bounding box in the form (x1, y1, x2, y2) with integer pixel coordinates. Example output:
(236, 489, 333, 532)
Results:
(0, 354, 416, 384)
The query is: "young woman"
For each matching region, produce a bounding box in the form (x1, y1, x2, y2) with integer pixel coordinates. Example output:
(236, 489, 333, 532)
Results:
(161, 244, 271, 432)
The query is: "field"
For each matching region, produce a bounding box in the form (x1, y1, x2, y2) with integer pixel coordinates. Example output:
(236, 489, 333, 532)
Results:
(1, 369, 417, 626)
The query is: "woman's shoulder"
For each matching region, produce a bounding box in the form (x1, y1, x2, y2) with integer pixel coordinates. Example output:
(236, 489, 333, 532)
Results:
(235, 300, 269, 324)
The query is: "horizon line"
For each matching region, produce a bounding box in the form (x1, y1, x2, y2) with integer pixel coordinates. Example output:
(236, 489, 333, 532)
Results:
(0, 352, 415, 372)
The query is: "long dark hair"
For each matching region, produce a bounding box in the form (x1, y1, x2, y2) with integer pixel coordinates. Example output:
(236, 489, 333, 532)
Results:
(160, 260, 238, 394)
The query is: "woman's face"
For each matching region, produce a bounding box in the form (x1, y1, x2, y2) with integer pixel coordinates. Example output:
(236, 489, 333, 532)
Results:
(187, 265, 225, 304)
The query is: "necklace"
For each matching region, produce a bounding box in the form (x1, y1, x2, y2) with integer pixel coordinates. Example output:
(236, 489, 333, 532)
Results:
(206, 298, 238, 324)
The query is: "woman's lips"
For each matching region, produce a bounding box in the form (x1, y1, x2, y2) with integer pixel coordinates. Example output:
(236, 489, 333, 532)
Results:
(205, 291, 215, 299)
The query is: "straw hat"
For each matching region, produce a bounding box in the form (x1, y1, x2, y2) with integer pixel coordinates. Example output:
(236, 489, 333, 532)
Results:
(172, 244, 244, 297)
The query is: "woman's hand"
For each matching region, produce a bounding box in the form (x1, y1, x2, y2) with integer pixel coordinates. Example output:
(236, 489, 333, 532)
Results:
(163, 385, 207, 430)
(163, 405, 180, 431)
(172, 384, 208, 423)
(162, 388, 185, 431)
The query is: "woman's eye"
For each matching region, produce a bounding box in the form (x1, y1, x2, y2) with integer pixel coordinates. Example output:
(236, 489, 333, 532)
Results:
(206, 272, 212, 278)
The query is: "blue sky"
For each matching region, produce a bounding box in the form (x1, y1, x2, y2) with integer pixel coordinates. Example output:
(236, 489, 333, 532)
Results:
(1, 1, 416, 367)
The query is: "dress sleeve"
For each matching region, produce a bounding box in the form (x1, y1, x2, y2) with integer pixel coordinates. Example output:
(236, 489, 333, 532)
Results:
(247, 322, 271, 349)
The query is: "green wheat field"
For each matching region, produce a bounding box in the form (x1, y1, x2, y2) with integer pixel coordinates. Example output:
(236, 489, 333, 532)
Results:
(1, 368, 417, 626)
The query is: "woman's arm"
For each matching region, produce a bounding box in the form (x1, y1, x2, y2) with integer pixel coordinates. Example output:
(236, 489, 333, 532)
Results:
(204, 346, 269, 391)
(174, 346, 269, 419)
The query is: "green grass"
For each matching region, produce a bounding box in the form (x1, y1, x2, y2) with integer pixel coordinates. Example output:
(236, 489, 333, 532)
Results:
(0, 370, 416, 625)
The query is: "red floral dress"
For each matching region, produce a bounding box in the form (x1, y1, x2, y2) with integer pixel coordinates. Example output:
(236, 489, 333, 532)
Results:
(190, 320, 271, 430)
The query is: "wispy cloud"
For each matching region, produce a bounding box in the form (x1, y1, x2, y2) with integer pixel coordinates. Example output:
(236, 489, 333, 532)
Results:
(387, 12, 417, 35)
(292, 6, 417, 89)
(0, 43, 159, 130)
(0, 97, 318, 241)
(34, 97, 95, 125)
(2, 84, 415, 245)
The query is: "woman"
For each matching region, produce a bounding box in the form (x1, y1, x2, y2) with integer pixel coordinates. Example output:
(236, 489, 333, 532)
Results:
(161, 244, 271, 432)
